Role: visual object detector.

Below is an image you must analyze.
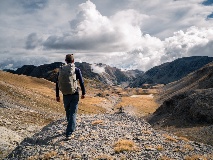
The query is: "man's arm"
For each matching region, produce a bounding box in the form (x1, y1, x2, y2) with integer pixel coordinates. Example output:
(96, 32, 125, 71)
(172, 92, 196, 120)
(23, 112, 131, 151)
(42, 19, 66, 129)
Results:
(56, 73, 60, 102)
(76, 68, 86, 98)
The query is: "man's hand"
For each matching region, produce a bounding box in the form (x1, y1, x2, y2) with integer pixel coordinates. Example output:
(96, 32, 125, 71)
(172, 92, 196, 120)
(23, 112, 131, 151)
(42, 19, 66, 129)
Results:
(81, 95, 85, 99)
(56, 97, 60, 102)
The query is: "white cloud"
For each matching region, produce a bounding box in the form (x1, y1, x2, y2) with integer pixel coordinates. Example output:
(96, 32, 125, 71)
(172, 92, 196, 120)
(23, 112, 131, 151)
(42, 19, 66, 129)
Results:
(74, 26, 213, 71)
(0, 0, 213, 72)
(91, 64, 105, 74)
(4, 64, 14, 70)
(43, 1, 148, 52)
(163, 26, 213, 62)
(128, 0, 213, 38)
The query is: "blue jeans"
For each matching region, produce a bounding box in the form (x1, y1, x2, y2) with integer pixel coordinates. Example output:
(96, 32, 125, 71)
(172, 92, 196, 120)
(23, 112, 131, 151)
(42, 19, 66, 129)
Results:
(63, 94, 79, 137)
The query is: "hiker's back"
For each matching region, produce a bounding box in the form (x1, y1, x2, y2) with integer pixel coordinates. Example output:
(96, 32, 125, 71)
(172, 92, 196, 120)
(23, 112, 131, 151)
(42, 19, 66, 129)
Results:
(58, 63, 78, 95)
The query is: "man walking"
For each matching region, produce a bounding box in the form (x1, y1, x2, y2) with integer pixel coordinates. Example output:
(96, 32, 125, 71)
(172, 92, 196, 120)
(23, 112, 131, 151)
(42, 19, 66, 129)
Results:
(56, 54, 85, 140)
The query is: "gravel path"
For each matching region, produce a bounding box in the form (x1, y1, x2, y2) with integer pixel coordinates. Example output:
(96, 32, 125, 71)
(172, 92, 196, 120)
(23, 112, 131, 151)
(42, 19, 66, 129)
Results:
(6, 113, 213, 160)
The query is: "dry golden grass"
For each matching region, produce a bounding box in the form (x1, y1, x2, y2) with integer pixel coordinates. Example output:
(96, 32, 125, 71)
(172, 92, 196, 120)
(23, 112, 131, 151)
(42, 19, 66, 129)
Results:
(142, 130, 153, 135)
(163, 134, 178, 143)
(115, 96, 159, 116)
(183, 144, 194, 151)
(156, 145, 164, 151)
(173, 144, 194, 153)
(42, 151, 57, 159)
(113, 139, 138, 153)
(78, 97, 107, 114)
(91, 120, 104, 125)
(177, 136, 190, 142)
(173, 145, 194, 153)
(78, 136, 85, 141)
(144, 145, 164, 151)
(184, 154, 213, 160)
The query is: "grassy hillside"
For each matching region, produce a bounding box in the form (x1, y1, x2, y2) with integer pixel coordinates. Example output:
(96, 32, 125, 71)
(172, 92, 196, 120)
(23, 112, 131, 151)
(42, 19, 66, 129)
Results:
(0, 71, 111, 126)
(0, 71, 63, 125)
(0, 70, 160, 128)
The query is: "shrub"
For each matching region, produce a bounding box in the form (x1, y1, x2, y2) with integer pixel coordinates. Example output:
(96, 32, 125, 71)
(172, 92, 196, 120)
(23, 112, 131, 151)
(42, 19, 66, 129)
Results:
(91, 120, 104, 125)
(113, 139, 138, 153)
(163, 134, 178, 142)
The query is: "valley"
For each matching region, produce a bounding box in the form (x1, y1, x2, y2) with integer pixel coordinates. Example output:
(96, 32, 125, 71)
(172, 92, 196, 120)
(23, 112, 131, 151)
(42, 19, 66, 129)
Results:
(1, 56, 213, 159)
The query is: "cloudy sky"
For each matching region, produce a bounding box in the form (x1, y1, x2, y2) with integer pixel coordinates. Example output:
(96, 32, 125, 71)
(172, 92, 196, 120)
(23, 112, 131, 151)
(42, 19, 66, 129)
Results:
(0, 0, 213, 71)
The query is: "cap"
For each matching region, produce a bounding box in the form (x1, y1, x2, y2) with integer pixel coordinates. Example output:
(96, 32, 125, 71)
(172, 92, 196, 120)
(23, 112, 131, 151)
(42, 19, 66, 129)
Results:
(65, 54, 74, 62)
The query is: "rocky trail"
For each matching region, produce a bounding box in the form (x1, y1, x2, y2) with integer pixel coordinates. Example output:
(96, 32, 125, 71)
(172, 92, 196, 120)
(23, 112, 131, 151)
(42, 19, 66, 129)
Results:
(6, 113, 213, 160)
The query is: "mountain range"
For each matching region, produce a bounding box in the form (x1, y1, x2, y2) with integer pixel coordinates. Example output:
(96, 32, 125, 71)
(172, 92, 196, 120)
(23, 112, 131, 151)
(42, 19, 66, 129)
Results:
(6, 56, 213, 88)
(129, 56, 213, 87)
(6, 62, 143, 87)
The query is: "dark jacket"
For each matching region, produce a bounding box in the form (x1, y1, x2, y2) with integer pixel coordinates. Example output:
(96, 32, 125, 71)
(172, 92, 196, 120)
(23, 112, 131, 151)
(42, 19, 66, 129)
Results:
(56, 67, 86, 97)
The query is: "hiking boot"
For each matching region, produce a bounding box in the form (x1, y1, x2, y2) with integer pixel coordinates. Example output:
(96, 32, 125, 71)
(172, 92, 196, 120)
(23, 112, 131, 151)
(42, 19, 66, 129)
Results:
(65, 134, 74, 141)
(65, 135, 71, 141)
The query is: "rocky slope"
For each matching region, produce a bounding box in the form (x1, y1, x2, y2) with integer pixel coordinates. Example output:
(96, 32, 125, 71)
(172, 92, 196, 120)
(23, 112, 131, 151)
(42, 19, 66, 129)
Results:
(6, 113, 213, 159)
(148, 61, 213, 145)
(159, 61, 213, 102)
(151, 88, 213, 124)
(130, 56, 213, 87)
(0, 71, 65, 159)
(0, 100, 57, 159)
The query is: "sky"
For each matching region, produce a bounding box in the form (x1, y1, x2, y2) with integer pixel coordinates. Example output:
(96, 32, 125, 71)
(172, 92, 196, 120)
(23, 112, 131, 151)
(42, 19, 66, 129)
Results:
(0, 0, 213, 71)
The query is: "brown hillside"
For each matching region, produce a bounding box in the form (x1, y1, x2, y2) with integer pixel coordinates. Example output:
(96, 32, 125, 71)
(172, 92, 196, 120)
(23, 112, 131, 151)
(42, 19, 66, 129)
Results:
(0, 71, 112, 127)
(149, 62, 213, 146)
(159, 61, 213, 102)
